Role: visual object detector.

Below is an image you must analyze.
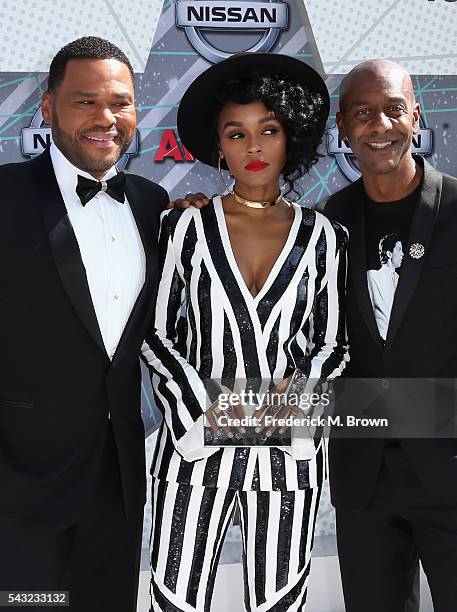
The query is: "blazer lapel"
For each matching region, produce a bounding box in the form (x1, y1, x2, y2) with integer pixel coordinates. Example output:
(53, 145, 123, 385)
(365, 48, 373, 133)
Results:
(111, 176, 159, 362)
(345, 180, 384, 349)
(385, 158, 442, 351)
(30, 149, 107, 356)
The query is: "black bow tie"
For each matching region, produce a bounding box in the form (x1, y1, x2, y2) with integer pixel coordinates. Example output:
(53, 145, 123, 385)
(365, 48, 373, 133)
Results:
(76, 172, 126, 206)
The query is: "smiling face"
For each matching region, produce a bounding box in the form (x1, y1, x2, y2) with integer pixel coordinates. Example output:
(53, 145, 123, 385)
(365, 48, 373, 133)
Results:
(42, 58, 136, 179)
(217, 100, 287, 197)
(337, 61, 420, 179)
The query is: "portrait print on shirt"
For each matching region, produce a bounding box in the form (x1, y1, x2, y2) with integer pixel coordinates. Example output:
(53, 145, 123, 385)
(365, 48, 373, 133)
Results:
(367, 233, 404, 341)
(364, 184, 418, 342)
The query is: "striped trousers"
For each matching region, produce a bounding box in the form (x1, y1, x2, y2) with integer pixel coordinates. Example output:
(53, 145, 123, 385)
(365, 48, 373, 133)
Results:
(150, 478, 321, 612)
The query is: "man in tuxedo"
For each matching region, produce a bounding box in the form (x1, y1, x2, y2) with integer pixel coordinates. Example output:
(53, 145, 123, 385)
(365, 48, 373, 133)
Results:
(320, 59, 457, 612)
(0, 37, 169, 611)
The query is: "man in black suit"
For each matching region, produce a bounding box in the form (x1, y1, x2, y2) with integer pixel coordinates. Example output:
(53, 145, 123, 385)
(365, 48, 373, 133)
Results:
(0, 37, 169, 611)
(320, 59, 457, 612)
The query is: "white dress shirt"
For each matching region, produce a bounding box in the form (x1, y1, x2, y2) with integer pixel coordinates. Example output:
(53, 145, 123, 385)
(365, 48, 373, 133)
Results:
(50, 143, 146, 359)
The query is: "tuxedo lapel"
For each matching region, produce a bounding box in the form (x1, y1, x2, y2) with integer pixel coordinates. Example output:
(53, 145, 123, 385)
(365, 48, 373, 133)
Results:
(112, 176, 159, 362)
(345, 180, 384, 349)
(30, 149, 107, 356)
(385, 159, 442, 352)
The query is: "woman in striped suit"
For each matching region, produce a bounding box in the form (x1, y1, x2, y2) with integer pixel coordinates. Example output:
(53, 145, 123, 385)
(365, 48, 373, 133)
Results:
(142, 53, 348, 612)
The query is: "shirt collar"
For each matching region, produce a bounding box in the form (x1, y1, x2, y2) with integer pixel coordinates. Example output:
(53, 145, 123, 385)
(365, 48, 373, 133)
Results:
(50, 142, 118, 208)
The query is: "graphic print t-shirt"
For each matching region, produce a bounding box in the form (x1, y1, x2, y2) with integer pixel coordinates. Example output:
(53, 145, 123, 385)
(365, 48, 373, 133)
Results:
(365, 186, 419, 341)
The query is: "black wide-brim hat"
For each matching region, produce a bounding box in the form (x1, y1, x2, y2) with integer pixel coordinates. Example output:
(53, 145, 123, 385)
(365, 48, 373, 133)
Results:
(177, 52, 330, 168)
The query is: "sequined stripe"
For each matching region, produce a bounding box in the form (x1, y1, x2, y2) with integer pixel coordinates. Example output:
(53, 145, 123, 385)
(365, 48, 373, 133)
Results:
(254, 491, 270, 606)
(275, 491, 295, 592)
(185, 289, 198, 373)
(154, 430, 173, 480)
(265, 315, 281, 377)
(228, 448, 250, 489)
(174, 484, 204, 598)
(151, 479, 168, 572)
(296, 459, 310, 490)
(201, 201, 261, 379)
(196, 262, 218, 401)
(203, 489, 237, 611)
(164, 484, 191, 593)
(176, 456, 194, 485)
(297, 489, 312, 573)
(257, 213, 314, 329)
(166, 268, 185, 340)
(221, 311, 236, 381)
(185, 487, 218, 607)
(202, 450, 222, 487)
(270, 447, 287, 491)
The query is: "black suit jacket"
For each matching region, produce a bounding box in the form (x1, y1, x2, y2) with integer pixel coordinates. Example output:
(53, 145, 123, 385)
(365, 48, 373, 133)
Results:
(319, 157, 457, 507)
(0, 148, 168, 522)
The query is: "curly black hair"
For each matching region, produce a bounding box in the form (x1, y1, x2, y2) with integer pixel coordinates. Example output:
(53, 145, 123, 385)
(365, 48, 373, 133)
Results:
(48, 36, 134, 93)
(212, 72, 327, 197)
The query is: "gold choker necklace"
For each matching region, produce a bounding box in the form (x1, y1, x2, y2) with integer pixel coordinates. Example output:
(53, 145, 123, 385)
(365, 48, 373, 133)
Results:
(231, 190, 283, 209)
(218, 156, 282, 209)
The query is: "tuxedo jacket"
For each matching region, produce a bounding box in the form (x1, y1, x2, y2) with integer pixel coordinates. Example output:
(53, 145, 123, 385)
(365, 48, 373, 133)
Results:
(0, 148, 168, 522)
(319, 157, 457, 507)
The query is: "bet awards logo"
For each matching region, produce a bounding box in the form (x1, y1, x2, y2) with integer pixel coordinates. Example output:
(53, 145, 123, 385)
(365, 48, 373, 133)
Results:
(326, 127, 434, 183)
(20, 107, 140, 170)
(176, 0, 288, 63)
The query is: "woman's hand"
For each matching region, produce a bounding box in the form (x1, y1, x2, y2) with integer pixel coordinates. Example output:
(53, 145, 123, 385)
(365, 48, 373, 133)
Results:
(204, 396, 248, 440)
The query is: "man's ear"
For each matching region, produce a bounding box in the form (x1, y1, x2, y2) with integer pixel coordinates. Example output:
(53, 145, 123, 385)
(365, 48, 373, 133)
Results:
(412, 101, 421, 135)
(336, 111, 347, 141)
(41, 91, 53, 125)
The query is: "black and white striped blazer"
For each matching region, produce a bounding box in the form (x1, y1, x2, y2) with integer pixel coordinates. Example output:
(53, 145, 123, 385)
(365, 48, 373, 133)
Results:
(142, 196, 349, 491)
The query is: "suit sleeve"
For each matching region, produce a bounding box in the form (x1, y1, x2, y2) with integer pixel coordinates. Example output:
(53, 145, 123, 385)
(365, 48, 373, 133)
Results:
(302, 219, 349, 381)
(289, 218, 349, 459)
(141, 211, 218, 462)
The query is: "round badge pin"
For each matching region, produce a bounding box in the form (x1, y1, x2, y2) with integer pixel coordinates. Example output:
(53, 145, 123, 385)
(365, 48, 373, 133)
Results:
(409, 243, 425, 259)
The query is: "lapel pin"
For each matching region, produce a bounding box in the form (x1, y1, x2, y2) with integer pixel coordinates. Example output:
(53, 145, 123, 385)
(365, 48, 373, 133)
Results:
(409, 243, 425, 259)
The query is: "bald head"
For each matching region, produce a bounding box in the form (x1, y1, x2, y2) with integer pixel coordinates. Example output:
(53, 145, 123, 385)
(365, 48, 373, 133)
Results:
(335, 58, 421, 188)
(339, 59, 415, 112)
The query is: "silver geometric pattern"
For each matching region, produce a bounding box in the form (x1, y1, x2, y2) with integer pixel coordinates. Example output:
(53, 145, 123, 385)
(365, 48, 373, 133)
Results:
(409, 243, 425, 259)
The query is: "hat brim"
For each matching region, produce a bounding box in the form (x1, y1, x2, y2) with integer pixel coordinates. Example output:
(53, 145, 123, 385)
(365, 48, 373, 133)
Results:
(177, 53, 330, 168)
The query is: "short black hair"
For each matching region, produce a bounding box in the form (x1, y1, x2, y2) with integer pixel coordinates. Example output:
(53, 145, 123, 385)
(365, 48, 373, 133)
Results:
(48, 36, 134, 93)
(379, 233, 400, 264)
(212, 72, 327, 197)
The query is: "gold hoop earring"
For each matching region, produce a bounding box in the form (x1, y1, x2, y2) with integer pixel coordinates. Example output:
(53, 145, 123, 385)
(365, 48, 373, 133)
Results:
(218, 155, 233, 194)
